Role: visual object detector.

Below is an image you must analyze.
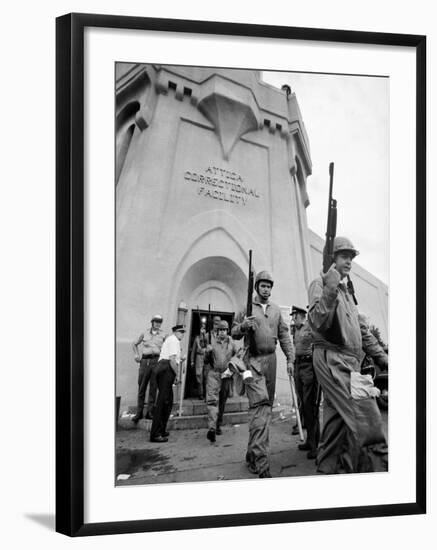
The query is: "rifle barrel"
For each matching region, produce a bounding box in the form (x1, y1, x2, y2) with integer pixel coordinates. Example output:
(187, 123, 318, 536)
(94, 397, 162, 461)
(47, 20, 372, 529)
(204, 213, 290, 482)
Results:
(247, 250, 253, 317)
(323, 162, 336, 273)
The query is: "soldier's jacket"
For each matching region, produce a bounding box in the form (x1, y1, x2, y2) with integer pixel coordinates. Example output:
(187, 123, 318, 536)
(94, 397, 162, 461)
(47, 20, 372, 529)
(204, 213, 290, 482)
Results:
(308, 276, 386, 363)
(294, 321, 313, 357)
(232, 296, 294, 362)
(190, 333, 208, 363)
(205, 336, 238, 373)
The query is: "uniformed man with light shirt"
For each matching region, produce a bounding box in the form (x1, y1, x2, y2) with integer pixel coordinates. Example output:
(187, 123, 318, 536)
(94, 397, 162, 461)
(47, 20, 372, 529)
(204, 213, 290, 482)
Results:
(131, 314, 165, 423)
(149, 325, 186, 443)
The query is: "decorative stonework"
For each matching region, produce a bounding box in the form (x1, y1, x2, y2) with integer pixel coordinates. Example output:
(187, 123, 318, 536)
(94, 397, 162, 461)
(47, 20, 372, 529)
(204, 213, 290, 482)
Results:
(197, 76, 260, 160)
(155, 70, 200, 106)
(116, 65, 152, 131)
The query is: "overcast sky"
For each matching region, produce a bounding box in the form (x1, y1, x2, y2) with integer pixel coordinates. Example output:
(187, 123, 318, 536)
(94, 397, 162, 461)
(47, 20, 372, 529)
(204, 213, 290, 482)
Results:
(262, 71, 389, 285)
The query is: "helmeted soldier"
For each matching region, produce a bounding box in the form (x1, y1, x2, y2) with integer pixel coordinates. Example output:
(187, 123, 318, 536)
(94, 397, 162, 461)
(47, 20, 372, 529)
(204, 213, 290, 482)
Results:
(308, 236, 388, 473)
(204, 320, 238, 442)
(190, 317, 208, 399)
(202, 315, 222, 398)
(232, 270, 295, 478)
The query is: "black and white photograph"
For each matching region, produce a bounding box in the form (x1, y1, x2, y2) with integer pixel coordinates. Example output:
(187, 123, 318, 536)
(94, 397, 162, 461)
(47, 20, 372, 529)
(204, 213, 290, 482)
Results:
(115, 62, 390, 485)
(1, 0, 431, 545)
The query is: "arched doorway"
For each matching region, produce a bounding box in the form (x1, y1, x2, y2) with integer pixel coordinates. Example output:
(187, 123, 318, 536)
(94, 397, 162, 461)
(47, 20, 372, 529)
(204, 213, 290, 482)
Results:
(176, 256, 247, 398)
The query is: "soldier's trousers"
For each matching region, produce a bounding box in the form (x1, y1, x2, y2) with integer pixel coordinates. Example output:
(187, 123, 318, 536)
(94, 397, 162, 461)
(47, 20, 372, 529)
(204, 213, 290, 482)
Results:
(194, 355, 205, 398)
(313, 348, 388, 474)
(206, 370, 232, 430)
(135, 355, 159, 419)
(244, 352, 276, 475)
(295, 358, 320, 451)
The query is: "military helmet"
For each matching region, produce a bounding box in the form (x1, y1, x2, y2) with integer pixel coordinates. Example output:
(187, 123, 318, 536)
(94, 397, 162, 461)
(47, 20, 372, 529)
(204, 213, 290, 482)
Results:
(151, 314, 163, 323)
(333, 236, 359, 258)
(255, 270, 274, 288)
(218, 320, 229, 330)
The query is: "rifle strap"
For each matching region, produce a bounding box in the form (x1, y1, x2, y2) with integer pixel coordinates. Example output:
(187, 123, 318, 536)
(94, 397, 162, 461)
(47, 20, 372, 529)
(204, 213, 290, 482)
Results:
(347, 276, 358, 305)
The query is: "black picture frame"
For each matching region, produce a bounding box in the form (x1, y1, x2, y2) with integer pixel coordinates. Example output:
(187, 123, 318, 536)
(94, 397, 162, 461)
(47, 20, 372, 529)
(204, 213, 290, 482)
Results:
(56, 12, 426, 537)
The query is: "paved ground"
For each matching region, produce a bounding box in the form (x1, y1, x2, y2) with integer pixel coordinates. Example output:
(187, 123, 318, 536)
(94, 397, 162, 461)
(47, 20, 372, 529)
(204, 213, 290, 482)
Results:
(116, 409, 388, 486)
(117, 408, 316, 485)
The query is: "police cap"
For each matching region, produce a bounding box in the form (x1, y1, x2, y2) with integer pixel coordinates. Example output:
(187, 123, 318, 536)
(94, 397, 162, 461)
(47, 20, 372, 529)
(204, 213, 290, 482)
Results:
(291, 306, 307, 316)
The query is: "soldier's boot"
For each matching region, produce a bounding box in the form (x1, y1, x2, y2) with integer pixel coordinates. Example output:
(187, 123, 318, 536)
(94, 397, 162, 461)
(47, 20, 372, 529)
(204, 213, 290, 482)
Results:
(245, 451, 258, 474)
(307, 449, 318, 460)
(207, 428, 216, 443)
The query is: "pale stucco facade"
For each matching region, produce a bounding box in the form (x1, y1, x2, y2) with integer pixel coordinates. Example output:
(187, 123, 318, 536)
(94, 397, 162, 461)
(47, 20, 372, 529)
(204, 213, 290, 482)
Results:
(115, 63, 388, 410)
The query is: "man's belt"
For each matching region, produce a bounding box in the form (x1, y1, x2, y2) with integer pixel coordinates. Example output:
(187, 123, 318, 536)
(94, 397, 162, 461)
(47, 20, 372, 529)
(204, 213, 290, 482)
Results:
(296, 354, 312, 362)
(142, 354, 160, 359)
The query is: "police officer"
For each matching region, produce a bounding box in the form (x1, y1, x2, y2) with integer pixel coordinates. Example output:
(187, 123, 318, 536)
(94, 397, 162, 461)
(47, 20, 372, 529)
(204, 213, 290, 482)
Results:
(131, 314, 166, 423)
(149, 325, 186, 443)
(204, 320, 238, 442)
(290, 306, 319, 459)
(232, 271, 295, 478)
(308, 236, 388, 473)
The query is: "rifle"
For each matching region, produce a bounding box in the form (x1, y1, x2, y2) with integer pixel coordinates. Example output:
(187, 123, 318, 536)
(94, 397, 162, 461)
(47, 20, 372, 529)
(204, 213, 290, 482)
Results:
(347, 275, 358, 305)
(322, 162, 358, 305)
(322, 162, 337, 274)
(246, 250, 254, 317)
(207, 303, 212, 344)
(322, 163, 343, 344)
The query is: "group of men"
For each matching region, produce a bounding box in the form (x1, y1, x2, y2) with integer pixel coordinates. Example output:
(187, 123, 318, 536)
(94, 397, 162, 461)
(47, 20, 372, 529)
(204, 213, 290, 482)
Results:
(130, 235, 389, 477)
(132, 318, 186, 443)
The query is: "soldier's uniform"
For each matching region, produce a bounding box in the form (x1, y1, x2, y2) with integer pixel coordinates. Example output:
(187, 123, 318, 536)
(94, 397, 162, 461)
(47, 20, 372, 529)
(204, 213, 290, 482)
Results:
(204, 320, 238, 442)
(308, 237, 388, 473)
(292, 307, 320, 458)
(190, 327, 208, 399)
(202, 316, 221, 399)
(232, 272, 294, 477)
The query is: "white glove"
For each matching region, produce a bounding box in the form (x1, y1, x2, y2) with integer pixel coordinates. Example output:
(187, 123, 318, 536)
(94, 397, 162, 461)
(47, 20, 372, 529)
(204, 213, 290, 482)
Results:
(221, 368, 233, 379)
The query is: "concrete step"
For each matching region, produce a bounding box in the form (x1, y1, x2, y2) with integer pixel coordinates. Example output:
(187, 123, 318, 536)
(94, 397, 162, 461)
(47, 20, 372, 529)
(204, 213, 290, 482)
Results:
(170, 410, 249, 430)
(118, 405, 285, 432)
(172, 397, 249, 416)
(126, 397, 249, 417)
